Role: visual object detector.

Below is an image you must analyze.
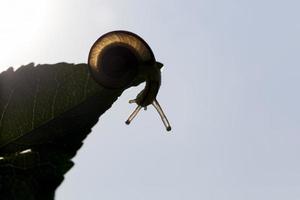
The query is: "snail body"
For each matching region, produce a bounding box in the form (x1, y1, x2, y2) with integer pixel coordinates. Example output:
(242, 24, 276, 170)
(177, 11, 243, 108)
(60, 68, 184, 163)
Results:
(88, 31, 171, 131)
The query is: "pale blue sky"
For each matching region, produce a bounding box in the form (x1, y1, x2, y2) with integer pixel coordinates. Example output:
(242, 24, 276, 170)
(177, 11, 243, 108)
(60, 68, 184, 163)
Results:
(1, 0, 300, 199)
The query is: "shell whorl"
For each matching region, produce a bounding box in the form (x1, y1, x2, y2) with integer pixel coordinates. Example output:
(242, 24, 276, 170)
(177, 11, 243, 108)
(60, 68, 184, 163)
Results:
(88, 31, 155, 89)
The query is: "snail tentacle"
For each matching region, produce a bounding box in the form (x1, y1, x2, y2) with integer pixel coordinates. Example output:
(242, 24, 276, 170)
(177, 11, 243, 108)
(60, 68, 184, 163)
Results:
(125, 105, 142, 125)
(152, 99, 172, 131)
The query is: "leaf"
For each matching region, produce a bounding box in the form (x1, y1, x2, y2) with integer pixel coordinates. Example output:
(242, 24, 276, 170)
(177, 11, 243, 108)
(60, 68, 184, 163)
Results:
(0, 63, 137, 200)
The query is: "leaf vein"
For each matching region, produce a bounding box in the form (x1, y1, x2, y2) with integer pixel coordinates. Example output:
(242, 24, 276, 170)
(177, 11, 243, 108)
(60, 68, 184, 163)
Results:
(31, 78, 40, 129)
(51, 75, 60, 119)
(0, 88, 15, 130)
(83, 70, 89, 99)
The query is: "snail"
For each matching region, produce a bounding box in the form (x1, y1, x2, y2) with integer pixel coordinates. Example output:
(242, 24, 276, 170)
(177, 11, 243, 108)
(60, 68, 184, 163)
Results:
(88, 30, 171, 131)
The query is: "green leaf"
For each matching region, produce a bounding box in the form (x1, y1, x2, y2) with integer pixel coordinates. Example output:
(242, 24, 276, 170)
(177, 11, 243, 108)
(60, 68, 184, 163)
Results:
(0, 63, 135, 200)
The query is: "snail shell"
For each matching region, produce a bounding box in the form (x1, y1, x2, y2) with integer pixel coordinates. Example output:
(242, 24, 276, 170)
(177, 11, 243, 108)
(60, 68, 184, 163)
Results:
(88, 30, 155, 89)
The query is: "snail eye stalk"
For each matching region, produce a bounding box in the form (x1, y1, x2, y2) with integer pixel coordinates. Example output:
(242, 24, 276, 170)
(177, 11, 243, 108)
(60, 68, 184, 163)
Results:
(125, 99, 172, 132)
(152, 99, 172, 131)
(125, 105, 142, 125)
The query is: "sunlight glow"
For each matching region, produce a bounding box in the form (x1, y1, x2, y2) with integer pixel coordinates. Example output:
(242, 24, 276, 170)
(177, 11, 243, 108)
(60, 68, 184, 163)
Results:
(0, 0, 51, 71)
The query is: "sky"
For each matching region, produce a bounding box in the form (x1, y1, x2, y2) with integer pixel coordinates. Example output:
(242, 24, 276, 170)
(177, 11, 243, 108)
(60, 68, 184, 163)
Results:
(0, 0, 300, 199)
